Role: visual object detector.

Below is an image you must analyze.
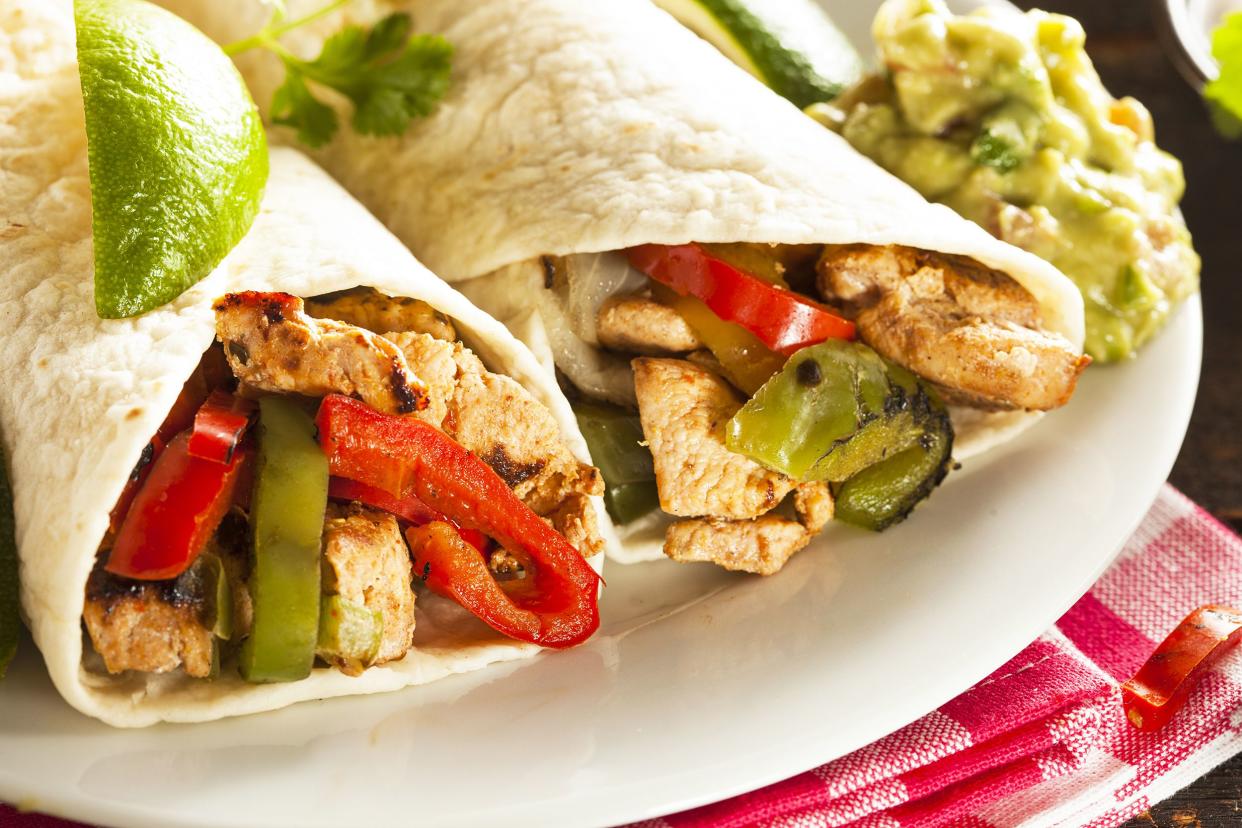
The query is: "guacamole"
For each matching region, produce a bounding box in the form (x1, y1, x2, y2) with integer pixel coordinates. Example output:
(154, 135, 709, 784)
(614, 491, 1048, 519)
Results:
(833, 0, 1199, 361)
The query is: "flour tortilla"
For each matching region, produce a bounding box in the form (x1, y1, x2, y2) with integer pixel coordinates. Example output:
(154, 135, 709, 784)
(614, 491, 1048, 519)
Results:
(0, 0, 611, 727)
(158, 0, 1087, 560)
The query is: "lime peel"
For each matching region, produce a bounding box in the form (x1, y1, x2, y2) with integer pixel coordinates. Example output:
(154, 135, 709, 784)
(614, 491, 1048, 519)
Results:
(75, 0, 268, 319)
(1205, 11, 1242, 139)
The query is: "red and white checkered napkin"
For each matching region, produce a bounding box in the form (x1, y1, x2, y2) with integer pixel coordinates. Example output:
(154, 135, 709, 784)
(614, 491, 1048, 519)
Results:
(636, 485, 1242, 828)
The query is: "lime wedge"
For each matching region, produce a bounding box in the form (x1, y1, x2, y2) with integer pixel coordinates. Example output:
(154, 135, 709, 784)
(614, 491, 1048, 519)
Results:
(75, 0, 268, 319)
(653, 0, 863, 107)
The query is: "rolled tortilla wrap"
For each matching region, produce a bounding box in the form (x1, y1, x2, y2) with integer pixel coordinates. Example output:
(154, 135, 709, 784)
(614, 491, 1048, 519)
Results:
(0, 0, 610, 726)
(158, 0, 1087, 561)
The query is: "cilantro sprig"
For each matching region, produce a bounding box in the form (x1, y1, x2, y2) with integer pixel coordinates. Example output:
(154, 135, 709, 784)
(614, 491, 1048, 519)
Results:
(1205, 11, 1242, 139)
(225, 1, 452, 148)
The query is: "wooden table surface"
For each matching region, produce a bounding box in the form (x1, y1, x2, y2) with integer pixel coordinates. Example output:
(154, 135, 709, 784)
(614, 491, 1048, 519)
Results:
(1011, 1, 1242, 823)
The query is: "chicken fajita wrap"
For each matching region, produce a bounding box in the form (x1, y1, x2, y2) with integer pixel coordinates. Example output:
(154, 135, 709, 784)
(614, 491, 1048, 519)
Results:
(160, 0, 1090, 572)
(0, 0, 610, 726)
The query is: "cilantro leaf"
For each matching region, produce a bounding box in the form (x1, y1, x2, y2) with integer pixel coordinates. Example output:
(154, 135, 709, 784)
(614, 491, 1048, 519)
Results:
(271, 69, 338, 148)
(281, 13, 451, 146)
(226, 7, 452, 148)
(1205, 11, 1242, 139)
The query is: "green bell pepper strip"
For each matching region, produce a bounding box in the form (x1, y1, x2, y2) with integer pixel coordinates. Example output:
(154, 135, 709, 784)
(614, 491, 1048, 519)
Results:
(317, 594, 383, 674)
(572, 401, 659, 524)
(726, 340, 939, 482)
(603, 482, 661, 526)
(727, 339, 955, 530)
(0, 444, 17, 678)
(834, 416, 954, 531)
(239, 396, 329, 683)
(199, 553, 233, 641)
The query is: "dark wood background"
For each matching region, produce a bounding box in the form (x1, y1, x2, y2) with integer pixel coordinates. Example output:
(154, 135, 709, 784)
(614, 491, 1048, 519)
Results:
(1009, 0, 1242, 823)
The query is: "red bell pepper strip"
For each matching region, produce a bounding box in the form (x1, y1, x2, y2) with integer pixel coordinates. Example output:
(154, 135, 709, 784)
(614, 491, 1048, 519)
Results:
(110, 372, 208, 528)
(106, 432, 252, 581)
(157, 369, 210, 443)
(329, 477, 439, 524)
(188, 390, 256, 465)
(316, 394, 601, 648)
(627, 243, 855, 355)
(1122, 604, 1242, 732)
(108, 435, 165, 534)
(328, 476, 491, 554)
(112, 358, 234, 528)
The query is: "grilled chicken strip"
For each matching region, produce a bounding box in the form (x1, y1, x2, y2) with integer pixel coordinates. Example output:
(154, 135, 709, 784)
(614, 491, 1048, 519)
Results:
(664, 481, 832, 575)
(665, 516, 810, 576)
(306, 287, 457, 342)
(387, 331, 604, 517)
(214, 293, 601, 541)
(817, 245, 1089, 411)
(596, 294, 703, 355)
(633, 358, 798, 520)
(793, 482, 834, 534)
(321, 502, 417, 671)
(214, 291, 428, 415)
(544, 492, 607, 560)
(83, 561, 216, 678)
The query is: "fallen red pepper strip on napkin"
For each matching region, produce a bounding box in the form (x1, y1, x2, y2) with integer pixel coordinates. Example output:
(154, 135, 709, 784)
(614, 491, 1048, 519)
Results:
(1121, 604, 1242, 731)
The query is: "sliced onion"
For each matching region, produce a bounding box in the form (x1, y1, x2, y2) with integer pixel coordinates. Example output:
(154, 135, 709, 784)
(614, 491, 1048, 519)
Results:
(558, 252, 648, 345)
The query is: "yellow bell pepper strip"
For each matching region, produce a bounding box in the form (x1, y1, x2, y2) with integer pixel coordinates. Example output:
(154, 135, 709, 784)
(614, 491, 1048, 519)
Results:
(316, 394, 601, 649)
(650, 283, 787, 395)
(239, 396, 329, 683)
(628, 243, 855, 355)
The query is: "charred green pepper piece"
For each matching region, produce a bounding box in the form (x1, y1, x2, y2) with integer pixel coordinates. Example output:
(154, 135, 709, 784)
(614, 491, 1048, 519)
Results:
(727, 339, 955, 529)
(185, 552, 233, 641)
(603, 482, 661, 525)
(239, 396, 328, 683)
(834, 413, 954, 531)
(0, 444, 17, 678)
(573, 401, 659, 524)
(726, 340, 938, 482)
(316, 594, 383, 673)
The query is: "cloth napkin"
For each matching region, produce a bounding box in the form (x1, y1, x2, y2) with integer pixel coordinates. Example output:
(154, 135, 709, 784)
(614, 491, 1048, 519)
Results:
(4, 484, 1241, 828)
(635, 484, 1242, 828)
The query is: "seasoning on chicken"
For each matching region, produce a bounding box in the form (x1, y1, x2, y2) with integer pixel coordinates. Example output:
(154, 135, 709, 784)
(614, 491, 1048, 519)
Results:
(83, 561, 216, 678)
(306, 287, 457, 342)
(383, 330, 459, 428)
(387, 331, 604, 518)
(663, 480, 832, 575)
(665, 515, 811, 575)
(214, 291, 428, 415)
(320, 502, 416, 671)
(816, 245, 1089, 410)
(632, 357, 798, 519)
(596, 294, 703, 355)
(793, 481, 834, 534)
(544, 492, 606, 561)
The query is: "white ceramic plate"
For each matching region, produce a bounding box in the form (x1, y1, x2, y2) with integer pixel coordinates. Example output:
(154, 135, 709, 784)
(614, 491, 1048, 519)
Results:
(0, 1, 1203, 826)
